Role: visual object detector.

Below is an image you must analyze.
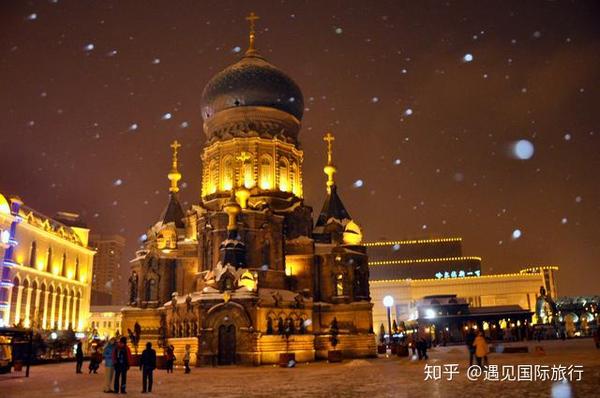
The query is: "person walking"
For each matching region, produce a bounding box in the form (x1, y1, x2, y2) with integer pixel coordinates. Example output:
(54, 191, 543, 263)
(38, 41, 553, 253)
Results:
(112, 337, 133, 394)
(102, 338, 116, 393)
(183, 344, 191, 374)
(75, 341, 84, 374)
(88, 345, 101, 374)
(140, 342, 157, 393)
(465, 328, 476, 366)
(473, 330, 489, 367)
(165, 345, 175, 373)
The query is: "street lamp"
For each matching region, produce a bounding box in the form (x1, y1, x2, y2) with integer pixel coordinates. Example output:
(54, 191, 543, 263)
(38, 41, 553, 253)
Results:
(383, 295, 394, 344)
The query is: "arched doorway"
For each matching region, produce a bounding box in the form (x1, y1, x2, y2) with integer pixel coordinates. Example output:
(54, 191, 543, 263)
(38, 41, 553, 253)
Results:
(218, 324, 236, 365)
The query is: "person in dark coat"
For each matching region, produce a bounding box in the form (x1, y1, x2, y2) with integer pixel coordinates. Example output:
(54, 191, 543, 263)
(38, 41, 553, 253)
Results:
(75, 341, 84, 374)
(165, 345, 175, 373)
(465, 328, 476, 366)
(112, 337, 133, 394)
(140, 342, 157, 393)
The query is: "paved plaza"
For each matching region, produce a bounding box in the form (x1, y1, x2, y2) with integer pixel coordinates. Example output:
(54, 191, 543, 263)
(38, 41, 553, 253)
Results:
(2, 339, 599, 398)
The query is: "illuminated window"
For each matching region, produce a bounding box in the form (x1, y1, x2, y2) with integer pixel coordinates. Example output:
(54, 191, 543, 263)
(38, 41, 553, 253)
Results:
(278, 157, 289, 192)
(209, 160, 219, 193)
(242, 157, 254, 188)
(61, 253, 67, 277)
(29, 241, 37, 267)
(290, 162, 297, 195)
(221, 155, 234, 191)
(75, 257, 80, 281)
(259, 155, 273, 189)
(46, 246, 53, 272)
(336, 274, 344, 296)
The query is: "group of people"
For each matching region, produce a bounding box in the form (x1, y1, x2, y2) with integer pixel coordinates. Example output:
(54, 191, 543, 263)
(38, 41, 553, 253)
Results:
(407, 330, 430, 360)
(75, 337, 156, 394)
(75, 337, 194, 394)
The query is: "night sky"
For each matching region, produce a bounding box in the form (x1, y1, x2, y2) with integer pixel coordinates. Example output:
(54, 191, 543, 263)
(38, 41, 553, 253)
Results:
(1, 1, 599, 296)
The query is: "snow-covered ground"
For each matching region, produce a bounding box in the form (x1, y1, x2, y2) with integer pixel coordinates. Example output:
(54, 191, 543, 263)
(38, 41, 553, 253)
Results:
(2, 339, 599, 397)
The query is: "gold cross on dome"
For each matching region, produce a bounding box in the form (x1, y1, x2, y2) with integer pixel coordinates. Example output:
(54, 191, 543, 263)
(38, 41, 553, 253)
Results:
(324, 132, 335, 165)
(245, 12, 260, 53)
(170, 140, 181, 157)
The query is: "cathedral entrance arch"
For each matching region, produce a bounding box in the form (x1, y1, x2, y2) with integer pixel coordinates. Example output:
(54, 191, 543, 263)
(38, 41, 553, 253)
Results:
(218, 324, 236, 365)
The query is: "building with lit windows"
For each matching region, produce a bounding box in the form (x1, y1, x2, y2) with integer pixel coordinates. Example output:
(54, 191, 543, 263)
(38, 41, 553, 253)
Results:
(88, 305, 123, 340)
(90, 235, 126, 305)
(366, 238, 559, 332)
(121, 14, 375, 366)
(0, 193, 94, 331)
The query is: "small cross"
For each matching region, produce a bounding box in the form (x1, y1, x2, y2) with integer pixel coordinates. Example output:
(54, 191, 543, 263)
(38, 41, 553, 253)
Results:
(324, 132, 335, 164)
(246, 12, 260, 33)
(170, 140, 181, 155)
(245, 12, 260, 52)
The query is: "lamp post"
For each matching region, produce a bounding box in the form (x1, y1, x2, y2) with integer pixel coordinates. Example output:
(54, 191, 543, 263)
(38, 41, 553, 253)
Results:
(383, 295, 394, 345)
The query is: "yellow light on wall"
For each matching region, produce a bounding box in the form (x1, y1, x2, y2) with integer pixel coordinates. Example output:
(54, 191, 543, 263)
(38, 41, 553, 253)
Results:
(67, 270, 74, 279)
(259, 175, 272, 190)
(36, 260, 45, 271)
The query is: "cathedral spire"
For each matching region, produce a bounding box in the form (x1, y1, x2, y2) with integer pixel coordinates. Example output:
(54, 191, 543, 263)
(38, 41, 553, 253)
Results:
(245, 11, 260, 55)
(168, 140, 182, 193)
(323, 132, 337, 194)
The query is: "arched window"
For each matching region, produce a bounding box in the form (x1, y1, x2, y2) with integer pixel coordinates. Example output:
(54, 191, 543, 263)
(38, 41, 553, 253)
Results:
(259, 155, 273, 190)
(209, 160, 219, 194)
(61, 253, 68, 277)
(278, 157, 289, 192)
(242, 157, 254, 188)
(46, 247, 53, 273)
(75, 257, 80, 281)
(29, 241, 37, 267)
(290, 162, 298, 195)
(10, 277, 19, 325)
(221, 155, 234, 191)
(336, 274, 344, 296)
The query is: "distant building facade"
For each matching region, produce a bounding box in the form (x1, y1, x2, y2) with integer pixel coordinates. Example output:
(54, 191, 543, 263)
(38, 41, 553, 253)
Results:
(0, 193, 94, 331)
(90, 235, 126, 305)
(88, 305, 123, 340)
(367, 238, 559, 331)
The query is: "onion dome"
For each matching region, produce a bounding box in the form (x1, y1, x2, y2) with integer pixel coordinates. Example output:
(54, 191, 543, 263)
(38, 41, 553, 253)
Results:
(201, 53, 304, 122)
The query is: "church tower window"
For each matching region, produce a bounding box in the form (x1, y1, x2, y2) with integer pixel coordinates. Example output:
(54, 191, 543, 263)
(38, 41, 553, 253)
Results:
(242, 156, 254, 188)
(209, 160, 219, 193)
(221, 155, 234, 191)
(336, 273, 344, 296)
(290, 162, 298, 195)
(259, 155, 273, 189)
(278, 157, 289, 192)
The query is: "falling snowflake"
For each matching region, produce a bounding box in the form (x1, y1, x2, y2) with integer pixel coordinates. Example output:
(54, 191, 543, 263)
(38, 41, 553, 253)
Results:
(561, 218, 568, 225)
(26, 13, 38, 21)
(232, 46, 241, 53)
(353, 179, 364, 188)
(129, 123, 138, 131)
(334, 27, 343, 34)
(371, 97, 379, 103)
(512, 139, 535, 160)
(404, 108, 413, 116)
(511, 229, 522, 240)
(564, 133, 572, 141)
(180, 121, 189, 128)
(152, 58, 161, 64)
(575, 196, 582, 203)
(462, 53, 474, 62)
(162, 112, 172, 120)
(83, 43, 95, 52)
(394, 159, 401, 165)
(113, 179, 123, 186)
